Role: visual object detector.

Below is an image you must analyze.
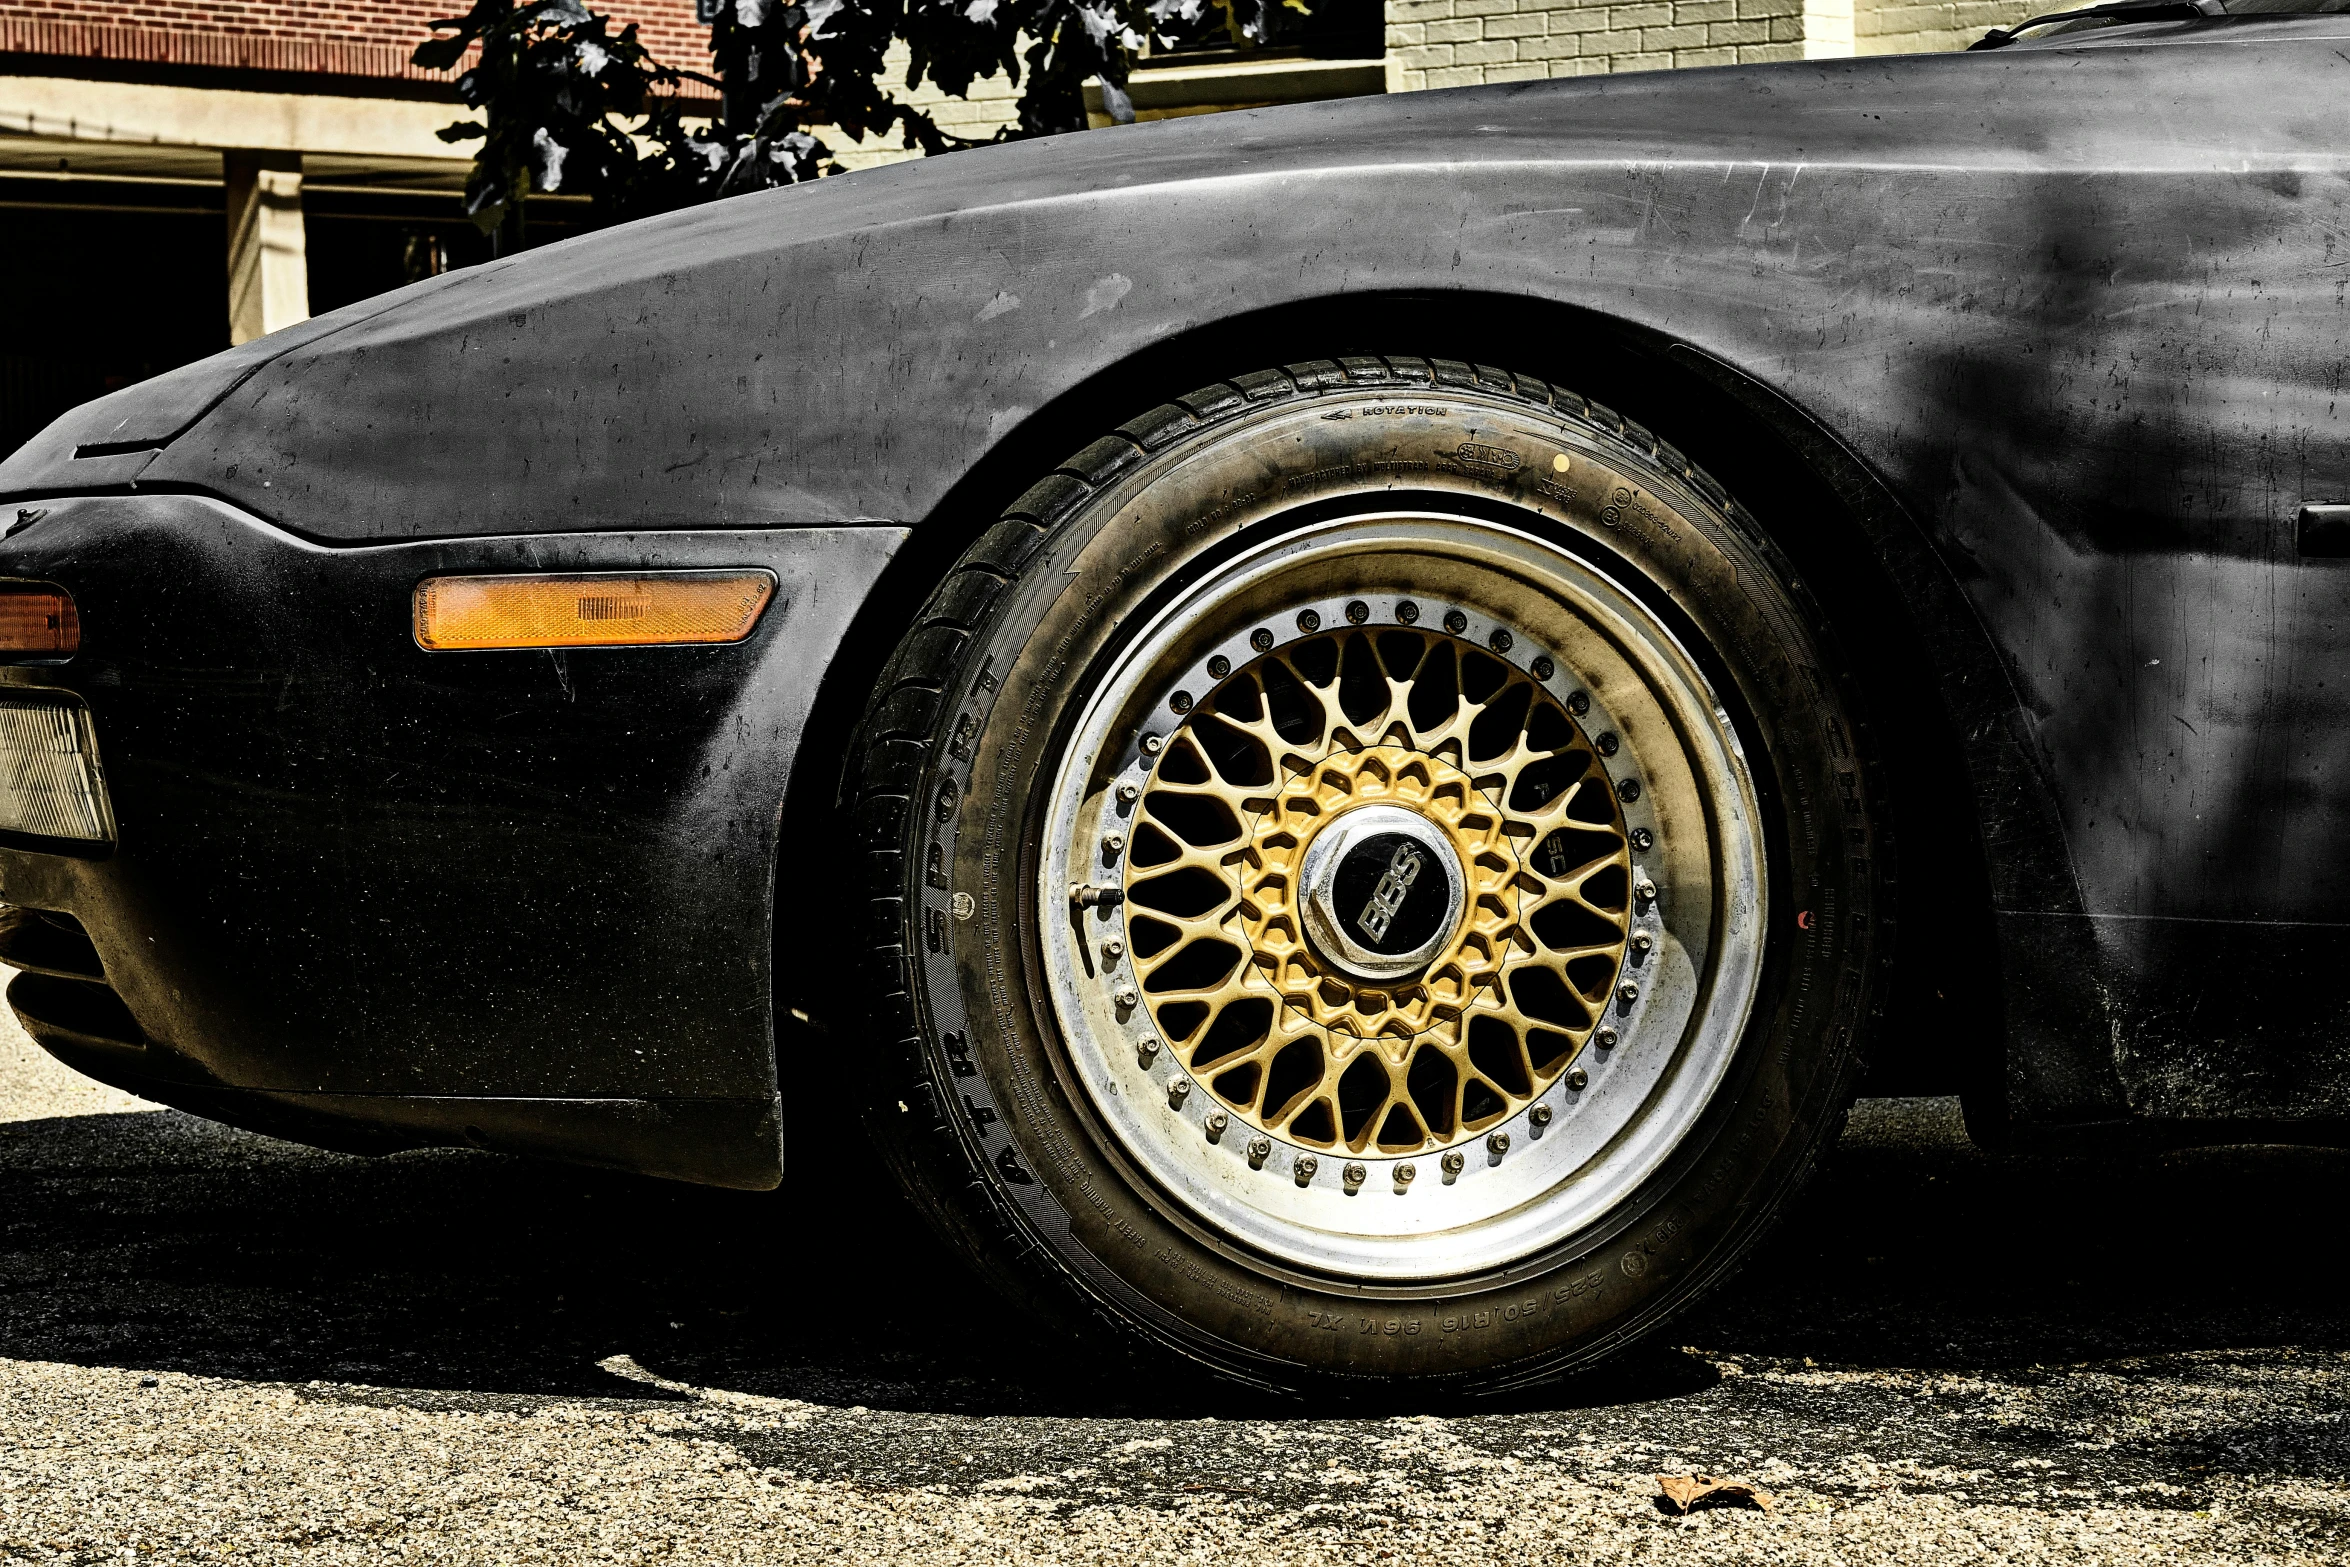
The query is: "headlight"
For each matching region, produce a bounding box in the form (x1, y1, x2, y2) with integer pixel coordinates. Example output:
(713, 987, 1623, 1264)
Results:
(0, 697, 115, 844)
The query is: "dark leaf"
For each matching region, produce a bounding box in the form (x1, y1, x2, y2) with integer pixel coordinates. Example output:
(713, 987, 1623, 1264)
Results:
(411, 35, 472, 69)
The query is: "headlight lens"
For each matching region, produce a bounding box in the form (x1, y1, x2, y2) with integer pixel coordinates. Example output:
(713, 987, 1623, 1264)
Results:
(0, 697, 115, 843)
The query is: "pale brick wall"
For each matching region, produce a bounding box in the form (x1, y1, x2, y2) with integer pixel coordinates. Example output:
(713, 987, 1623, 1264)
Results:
(1386, 0, 1812, 89)
(827, 42, 1022, 172)
(1386, 0, 2037, 87)
(1856, 0, 2035, 54)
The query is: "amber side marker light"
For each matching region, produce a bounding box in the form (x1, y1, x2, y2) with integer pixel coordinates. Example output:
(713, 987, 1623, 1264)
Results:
(0, 585, 81, 659)
(415, 571, 777, 652)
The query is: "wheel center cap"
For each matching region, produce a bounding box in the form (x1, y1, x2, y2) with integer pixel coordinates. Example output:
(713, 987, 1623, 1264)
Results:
(1297, 805, 1467, 981)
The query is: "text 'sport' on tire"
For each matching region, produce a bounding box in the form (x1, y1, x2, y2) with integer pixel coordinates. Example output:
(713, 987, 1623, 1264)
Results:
(850, 360, 1884, 1394)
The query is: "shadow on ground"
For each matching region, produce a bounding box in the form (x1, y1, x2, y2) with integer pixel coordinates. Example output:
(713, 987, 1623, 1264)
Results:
(1, 1096, 2342, 1420)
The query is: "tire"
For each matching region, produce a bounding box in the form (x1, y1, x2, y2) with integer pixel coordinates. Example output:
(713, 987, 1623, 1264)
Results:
(848, 357, 1885, 1395)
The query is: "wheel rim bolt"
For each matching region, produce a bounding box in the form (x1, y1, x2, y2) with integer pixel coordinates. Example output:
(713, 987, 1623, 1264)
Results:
(1114, 986, 1138, 1008)
(1204, 1111, 1228, 1142)
(1345, 600, 1369, 624)
(1393, 1162, 1416, 1192)
(1342, 1162, 1366, 1191)
(1247, 1136, 1271, 1168)
(1168, 1078, 1191, 1108)
(1444, 610, 1468, 634)
(1396, 600, 1420, 624)
(1140, 733, 1162, 755)
(1618, 980, 1640, 1006)
(1440, 1150, 1466, 1183)
(1136, 1037, 1159, 1065)
(1293, 1155, 1318, 1186)
(1596, 1027, 1619, 1050)
(1117, 783, 1139, 804)
(1103, 832, 1124, 855)
(1531, 1103, 1554, 1128)
(1567, 1067, 1588, 1091)
(1630, 931, 1652, 954)
(1208, 655, 1231, 679)
(1630, 827, 1654, 852)
(1487, 1131, 1510, 1159)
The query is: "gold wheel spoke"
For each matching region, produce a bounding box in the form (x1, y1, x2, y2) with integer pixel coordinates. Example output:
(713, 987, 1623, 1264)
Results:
(1133, 622, 1632, 1157)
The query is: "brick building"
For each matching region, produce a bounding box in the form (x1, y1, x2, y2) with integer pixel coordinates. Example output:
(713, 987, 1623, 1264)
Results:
(1, 0, 2027, 451)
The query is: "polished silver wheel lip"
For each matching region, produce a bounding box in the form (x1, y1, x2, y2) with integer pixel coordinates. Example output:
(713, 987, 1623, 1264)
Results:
(1295, 804, 1467, 981)
(1039, 511, 1765, 1283)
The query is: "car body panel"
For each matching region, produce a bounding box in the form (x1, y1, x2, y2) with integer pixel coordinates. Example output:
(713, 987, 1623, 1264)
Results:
(7, 28, 2350, 1173)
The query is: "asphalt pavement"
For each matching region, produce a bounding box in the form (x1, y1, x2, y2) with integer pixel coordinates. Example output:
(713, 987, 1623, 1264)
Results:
(1, 1011, 2343, 1564)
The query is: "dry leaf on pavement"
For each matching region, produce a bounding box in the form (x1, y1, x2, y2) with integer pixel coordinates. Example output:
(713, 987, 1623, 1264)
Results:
(1656, 1473, 1778, 1514)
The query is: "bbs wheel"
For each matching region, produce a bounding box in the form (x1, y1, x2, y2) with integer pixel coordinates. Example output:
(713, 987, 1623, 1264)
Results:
(852, 359, 1883, 1393)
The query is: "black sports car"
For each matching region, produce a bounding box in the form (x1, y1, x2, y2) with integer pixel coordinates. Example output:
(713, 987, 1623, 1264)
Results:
(5, 3, 2347, 1394)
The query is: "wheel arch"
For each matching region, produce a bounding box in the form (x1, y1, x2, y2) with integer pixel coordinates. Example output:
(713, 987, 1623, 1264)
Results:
(773, 291, 2069, 1133)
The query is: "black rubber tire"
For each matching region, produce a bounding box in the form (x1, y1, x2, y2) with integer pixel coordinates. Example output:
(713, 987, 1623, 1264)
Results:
(846, 357, 1887, 1396)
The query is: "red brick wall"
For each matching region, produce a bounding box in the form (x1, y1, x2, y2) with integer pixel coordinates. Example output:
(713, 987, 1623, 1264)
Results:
(0, 0, 716, 87)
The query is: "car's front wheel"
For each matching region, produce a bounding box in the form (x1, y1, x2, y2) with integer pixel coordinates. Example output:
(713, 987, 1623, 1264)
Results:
(850, 359, 1884, 1394)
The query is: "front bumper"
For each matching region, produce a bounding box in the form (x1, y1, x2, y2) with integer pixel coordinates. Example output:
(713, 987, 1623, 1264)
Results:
(0, 493, 903, 1188)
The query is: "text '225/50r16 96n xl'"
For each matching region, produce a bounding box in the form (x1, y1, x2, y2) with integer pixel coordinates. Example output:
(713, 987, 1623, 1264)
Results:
(851, 359, 1885, 1395)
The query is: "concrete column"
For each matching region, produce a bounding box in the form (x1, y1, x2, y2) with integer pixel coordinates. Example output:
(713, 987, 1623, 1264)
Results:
(224, 148, 308, 347)
(1804, 0, 1857, 55)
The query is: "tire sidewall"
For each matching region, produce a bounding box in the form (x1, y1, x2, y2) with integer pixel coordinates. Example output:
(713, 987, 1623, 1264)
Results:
(904, 384, 1874, 1389)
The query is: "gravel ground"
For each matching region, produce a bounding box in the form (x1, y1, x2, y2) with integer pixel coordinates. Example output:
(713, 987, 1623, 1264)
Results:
(2, 1012, 2345, 1565)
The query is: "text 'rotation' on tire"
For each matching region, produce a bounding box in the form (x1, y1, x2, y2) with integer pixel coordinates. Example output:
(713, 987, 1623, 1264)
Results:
(853, 360, 1883, 1393)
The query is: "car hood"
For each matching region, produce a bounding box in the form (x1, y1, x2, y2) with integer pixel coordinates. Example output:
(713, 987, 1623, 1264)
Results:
(0, 37, 2320, 537)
